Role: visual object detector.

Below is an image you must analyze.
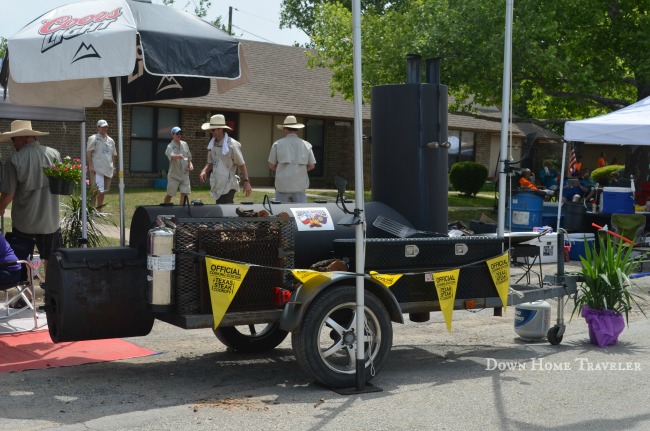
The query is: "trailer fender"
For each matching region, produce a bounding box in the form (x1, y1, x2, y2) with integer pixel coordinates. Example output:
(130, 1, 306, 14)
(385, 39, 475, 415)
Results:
(279, 272, 403, 333)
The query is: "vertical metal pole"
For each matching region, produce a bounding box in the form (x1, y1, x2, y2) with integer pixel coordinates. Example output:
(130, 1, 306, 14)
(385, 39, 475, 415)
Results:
(351, 0, 366, 391)
(228, 6, 233, 35)
(497, 0, 514, 236)
(117, 79, 126, 246)
(557, 141, 567, 231)
(80, 121, 87, 246)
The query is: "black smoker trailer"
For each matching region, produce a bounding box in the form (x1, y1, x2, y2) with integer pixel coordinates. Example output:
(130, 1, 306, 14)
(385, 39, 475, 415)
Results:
(42, 55, 576, 389)
(43, 201, 576, 389)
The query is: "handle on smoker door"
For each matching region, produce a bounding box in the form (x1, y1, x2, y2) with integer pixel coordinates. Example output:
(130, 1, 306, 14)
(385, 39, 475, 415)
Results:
(263, 194, 274, 215)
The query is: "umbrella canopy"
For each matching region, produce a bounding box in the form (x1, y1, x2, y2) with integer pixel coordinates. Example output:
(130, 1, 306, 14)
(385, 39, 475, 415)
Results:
(1, 0, 245, 106)
(0, 0, 248, 245)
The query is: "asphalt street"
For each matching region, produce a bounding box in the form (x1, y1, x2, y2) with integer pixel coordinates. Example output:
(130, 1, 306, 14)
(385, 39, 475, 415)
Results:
(2, 261, 649, 431)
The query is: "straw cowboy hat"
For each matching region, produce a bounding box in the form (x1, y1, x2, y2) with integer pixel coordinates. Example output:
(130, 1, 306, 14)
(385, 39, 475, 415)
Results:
(0, 120, 50, 142)
(277, 115, 305, 130)
(201, 114, 232, 130)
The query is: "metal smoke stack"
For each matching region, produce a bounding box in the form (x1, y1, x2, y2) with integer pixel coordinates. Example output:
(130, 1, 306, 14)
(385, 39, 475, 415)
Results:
(370, 55, 449, 233)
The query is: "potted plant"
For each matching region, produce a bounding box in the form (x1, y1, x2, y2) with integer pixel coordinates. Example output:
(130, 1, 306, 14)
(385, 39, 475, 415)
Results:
(60, 185, 116, 248)
(572, 234, 646, 347)
(42, 156, 83, 195)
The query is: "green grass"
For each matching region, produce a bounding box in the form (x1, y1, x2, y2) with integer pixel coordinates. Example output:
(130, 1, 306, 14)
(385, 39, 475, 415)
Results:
(3, 187, 498, 243)
(97, 186, 496, 229)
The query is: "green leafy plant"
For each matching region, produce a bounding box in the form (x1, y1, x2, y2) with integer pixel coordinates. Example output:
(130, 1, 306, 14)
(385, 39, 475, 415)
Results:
(591, 164, 625, 184)
(42, 156, 84, 183)
(449, 162, 488, 196)
(572, 234, 646, 324)
(60, 185, 116, 248)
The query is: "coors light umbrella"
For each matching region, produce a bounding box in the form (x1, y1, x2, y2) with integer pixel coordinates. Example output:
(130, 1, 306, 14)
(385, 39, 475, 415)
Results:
(0, 0, 248, 244)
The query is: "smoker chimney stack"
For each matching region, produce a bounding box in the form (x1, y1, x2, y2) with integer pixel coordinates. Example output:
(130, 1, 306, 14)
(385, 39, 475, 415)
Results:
(371, 55, 449, 233)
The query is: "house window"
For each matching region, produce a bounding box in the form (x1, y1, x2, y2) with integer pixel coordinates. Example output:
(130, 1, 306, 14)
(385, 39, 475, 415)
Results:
(130, 106, 180, 174)
(448, 130, 475, 167)
(305, 118, 324, 177)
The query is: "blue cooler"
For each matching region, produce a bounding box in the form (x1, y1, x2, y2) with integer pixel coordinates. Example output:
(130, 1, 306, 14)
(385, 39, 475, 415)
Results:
(602, 187, 634, 214)
(568, 233, 595, 261)
(508, 191, 543, 232)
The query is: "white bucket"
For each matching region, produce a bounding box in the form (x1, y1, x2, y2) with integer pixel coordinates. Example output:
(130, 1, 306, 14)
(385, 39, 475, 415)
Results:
(514, 301, 551, 340)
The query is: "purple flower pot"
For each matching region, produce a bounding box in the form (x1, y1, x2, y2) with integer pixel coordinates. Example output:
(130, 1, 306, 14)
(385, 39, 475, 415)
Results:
(582, 305, 625, 347)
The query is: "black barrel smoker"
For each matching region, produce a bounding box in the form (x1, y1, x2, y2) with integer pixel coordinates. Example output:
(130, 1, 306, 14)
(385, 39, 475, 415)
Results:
(44, 55, 507, 348)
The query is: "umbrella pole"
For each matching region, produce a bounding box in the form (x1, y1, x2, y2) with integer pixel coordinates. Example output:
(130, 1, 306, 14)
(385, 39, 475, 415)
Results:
(117, 80, 126, 246)
(81, 121, 87, 246)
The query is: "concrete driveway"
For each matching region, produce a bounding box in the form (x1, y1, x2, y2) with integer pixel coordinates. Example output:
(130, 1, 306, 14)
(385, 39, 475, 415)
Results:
(2, 261, 649, 431)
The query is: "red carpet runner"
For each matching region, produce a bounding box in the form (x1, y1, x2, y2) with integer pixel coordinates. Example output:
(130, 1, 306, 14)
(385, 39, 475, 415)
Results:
(0, 330, 157, 373)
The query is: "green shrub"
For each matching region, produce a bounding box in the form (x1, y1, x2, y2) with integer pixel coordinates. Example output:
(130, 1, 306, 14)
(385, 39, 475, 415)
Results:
(449, 162, 488, 196)
(592, 164, 624, 184)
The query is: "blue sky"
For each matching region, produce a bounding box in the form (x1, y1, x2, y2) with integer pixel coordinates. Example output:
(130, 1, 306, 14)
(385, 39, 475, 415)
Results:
(2, 0, 310, 46)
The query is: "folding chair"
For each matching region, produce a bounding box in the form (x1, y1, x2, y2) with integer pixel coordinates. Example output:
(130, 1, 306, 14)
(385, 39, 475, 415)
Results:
(611, 213, 646, 245)
(0, 232, 44, 330)
(510, 244, 543, 288)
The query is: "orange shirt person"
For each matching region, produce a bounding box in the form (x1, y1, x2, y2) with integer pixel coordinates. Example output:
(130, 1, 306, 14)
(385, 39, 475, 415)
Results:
(597, 152, 607, 168)
(519, 169, 554, 196)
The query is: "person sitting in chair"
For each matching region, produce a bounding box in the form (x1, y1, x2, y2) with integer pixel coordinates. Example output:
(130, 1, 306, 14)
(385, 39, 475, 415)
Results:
(519, 169, 554, 196)
(539, 160, 559, 191)
(562, 171, 589, 203)
(0, 234, 24, 308)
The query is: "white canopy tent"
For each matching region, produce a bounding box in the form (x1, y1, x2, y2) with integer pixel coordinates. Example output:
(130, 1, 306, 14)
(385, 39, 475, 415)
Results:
(565, 95, 650, 145)
(0, 87, 85, 123)
(0, 82, 87, 237)
(554, 95, 650, 230)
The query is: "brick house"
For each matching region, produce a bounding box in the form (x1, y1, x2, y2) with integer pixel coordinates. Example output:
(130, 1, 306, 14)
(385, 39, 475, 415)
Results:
(1, 40, 561, 188)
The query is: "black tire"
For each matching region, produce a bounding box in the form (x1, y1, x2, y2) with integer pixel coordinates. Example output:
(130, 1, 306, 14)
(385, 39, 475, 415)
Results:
(214, 323, 288, 353)
(547, 325, 563, 345)
(292, 285, 393, 388)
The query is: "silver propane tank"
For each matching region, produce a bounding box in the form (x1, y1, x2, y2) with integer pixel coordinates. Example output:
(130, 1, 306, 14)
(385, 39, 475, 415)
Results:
(147, 216, 175, 312)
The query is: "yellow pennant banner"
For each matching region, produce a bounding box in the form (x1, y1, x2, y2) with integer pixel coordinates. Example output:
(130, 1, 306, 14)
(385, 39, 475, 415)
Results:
(486, 252, 510, 310)
(433, 269, 460, 332)
(369, 271, 402, 288)
(205, 257, 250, 329)
(291, 269, 332, 285)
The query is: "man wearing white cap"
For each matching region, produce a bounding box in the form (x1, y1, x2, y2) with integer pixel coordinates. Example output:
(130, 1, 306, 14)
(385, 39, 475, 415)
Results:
(164, 126, 193, 205)
(86, 119, 117, 209)
(199, 114, 252, 203)
(0, 120, 62, 275)
(268, 115, 316, 203)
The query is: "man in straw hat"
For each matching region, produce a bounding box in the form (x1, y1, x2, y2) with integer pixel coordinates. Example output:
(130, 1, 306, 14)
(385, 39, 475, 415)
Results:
(268, 115, 316, 203)
(198, 114, 252, 203)
(0, 120, 62, 276)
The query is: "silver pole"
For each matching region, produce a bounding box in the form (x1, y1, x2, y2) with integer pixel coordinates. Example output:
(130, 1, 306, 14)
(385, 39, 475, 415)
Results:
(80, 121, 87, 246)
(117, 79, 126, 246)
(351, 0, 366, 391)
(557, 141, 567, 231)
(497, 0, 514, 236)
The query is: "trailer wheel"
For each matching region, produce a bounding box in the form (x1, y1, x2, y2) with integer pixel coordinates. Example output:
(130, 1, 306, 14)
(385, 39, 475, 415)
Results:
(214, 323, 288, 353)
(292, 285, 392, 388)
(547, 325, 563, 345)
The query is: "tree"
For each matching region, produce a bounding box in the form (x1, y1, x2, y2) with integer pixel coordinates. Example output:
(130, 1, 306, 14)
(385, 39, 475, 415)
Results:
(279, 0, 408, 36)
(286, 0, 650, 124)
(0, 37, 6, 59)
(159, 0, 230, 34)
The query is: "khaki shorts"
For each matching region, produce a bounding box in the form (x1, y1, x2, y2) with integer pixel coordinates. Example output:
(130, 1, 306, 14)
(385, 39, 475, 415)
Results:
(166, 177, 191, 196)
(91, 173, 113, 193)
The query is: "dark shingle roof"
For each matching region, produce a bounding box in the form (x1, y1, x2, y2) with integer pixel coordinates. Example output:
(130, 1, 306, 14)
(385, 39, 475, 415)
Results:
(148, 40, 560, 141)
(154, 40, 368, 119)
